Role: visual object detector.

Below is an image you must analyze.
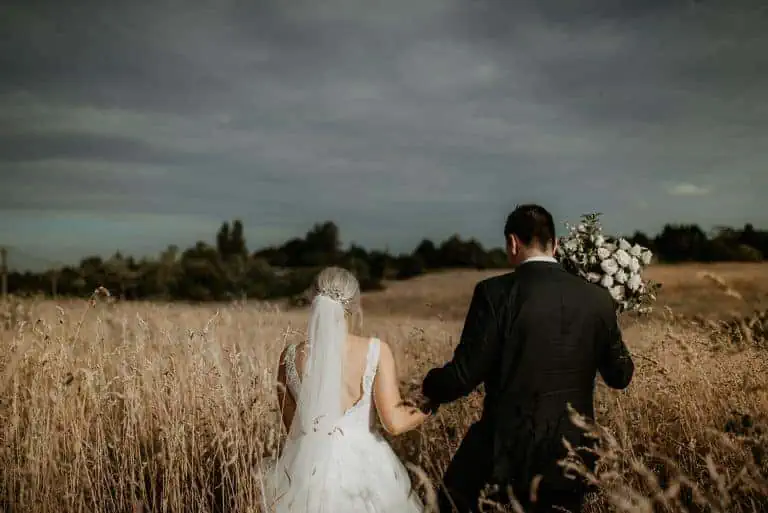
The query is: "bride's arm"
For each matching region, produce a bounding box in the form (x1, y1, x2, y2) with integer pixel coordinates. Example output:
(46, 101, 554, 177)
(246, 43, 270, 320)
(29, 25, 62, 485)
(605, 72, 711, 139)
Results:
(276, 347, 296, 433)
(373, 341, 430, 436)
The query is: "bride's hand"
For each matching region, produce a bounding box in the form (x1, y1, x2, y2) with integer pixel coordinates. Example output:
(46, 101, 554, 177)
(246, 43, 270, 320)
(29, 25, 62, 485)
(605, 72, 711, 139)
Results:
(416, 396, 439, 415)
(400, 394, 437, 416)
(400, 378, 434, 413)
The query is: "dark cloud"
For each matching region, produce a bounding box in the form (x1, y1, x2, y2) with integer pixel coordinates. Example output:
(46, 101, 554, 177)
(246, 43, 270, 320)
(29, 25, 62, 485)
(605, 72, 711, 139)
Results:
(0, 133, 189, 164)
(1, 0, 766, 262)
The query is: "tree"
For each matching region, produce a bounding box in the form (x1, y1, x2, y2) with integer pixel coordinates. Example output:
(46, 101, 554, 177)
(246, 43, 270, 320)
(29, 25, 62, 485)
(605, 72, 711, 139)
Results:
(104, 252, 135, 298)
(395, 255, 425, 280)
(176, 242, 226, 301)
(414, 239, 439, 268)
(216, 222, 230, 258)
(654, 224, 709, 262)
(230, 220, 248, 257)
(627, 231, 653, 250)
(303, 221, 340, 266)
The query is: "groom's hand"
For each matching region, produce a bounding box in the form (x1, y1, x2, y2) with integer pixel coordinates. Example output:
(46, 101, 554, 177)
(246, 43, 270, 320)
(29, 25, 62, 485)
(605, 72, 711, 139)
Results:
(403, 377, 439, 414)
(418, 396, 439, 415)
(399, 395, 438, 415)
(412, 390, 440, 415)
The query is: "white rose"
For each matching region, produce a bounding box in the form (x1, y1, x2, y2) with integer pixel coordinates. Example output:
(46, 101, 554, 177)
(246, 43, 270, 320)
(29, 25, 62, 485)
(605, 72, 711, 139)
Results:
(609, 286, 625, 301)
(600, 274, 614, 288)
(600, 258, 619, 275)
(587, 272, 602, 283)
(640, 250, 653, 265)
(627, 273, 642, 292)
(597, 247, 611, 260)
(629, 244, 643, 257)
(577, 224, 587, 233)
(588, 255, 597, 265)
(614, 269, 627, 284)
(564, 238, 580, 252)
(618, 238, 632, 251)
(628, 256, 641, 273)
(594, 235, 605, 247)
(614, 249, 632, 269)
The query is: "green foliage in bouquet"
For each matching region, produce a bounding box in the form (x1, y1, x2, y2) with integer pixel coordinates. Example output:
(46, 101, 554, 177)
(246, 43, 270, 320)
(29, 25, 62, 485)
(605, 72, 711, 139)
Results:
(556, 212, 661, 314)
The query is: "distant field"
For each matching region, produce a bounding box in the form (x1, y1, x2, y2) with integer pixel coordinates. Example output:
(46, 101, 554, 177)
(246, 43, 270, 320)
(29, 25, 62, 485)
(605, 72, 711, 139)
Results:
(0, 262, 766, 512)
(362, 262, 768, 321)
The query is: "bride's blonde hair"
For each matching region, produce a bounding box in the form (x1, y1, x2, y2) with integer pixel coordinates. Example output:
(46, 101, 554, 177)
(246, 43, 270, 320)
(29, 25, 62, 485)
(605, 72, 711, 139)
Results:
(312, 266, 363, 332)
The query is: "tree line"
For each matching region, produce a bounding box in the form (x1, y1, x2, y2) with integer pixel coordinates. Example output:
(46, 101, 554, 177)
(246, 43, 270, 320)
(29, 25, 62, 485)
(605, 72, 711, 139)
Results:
(4, 220, 767, 302)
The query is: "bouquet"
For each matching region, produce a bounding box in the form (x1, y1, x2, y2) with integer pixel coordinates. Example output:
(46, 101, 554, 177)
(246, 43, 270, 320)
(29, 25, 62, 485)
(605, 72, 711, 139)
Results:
(556, 213, 660, 314)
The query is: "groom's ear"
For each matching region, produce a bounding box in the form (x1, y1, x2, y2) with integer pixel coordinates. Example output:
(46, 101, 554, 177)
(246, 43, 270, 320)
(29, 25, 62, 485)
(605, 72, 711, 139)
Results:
(505, 234, 519, 266)
(552, 238, 559, 256)
(506, 234, 516, 254)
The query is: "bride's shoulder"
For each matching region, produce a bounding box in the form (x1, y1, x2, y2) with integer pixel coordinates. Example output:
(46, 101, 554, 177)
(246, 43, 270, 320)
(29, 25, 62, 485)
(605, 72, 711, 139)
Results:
(348, 334, 389, 352)
(358, 336, 393, 363)
(347, 334, 373, 345)
(279, 341, 308, 364)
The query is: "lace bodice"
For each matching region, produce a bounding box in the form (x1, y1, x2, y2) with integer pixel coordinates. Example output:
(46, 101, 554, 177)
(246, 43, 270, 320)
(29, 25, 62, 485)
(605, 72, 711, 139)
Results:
(283, 338, 381, 429)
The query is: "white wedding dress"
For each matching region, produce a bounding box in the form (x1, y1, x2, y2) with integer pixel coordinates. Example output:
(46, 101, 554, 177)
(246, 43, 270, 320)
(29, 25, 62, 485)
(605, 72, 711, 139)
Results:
(261, 337, 424, 513)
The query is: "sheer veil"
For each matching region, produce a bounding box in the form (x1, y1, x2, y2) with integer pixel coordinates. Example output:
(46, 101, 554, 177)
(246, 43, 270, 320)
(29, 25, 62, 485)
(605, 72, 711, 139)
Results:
(270, 267, 361, 513)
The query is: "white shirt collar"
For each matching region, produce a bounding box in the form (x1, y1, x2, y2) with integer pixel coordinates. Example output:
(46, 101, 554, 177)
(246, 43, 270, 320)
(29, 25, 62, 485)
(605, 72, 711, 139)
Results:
(520, 255, 558, 265)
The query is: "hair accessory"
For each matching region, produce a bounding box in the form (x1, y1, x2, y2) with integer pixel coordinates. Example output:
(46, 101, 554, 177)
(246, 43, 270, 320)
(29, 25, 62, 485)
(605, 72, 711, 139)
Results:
(317, 287, 351, 307)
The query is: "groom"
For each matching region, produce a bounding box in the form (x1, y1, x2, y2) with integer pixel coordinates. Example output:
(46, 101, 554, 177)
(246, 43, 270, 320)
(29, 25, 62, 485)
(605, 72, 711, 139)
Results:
(421, 204, 635, 513)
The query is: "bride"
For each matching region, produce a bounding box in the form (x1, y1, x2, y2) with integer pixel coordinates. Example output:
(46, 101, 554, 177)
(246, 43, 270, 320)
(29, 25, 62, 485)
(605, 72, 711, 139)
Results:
(262, 266, 431, 513)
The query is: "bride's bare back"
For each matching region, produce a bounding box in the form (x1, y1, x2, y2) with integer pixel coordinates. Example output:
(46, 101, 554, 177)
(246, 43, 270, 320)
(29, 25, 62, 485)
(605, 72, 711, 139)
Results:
(291, 335, 372, 412)
(277, 334, 428, 435)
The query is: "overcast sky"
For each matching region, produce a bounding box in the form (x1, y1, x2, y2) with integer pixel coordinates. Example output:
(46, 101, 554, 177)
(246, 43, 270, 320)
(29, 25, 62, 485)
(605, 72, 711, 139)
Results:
(2, 0, 767, 266)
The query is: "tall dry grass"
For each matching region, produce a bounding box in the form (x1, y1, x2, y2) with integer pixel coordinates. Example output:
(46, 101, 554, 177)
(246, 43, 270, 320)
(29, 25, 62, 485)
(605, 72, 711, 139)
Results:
(1, 288, 767, 512)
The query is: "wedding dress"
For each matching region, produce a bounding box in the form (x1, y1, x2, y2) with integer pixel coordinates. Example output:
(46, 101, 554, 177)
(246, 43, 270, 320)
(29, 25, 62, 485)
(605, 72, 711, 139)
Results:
(261, 296, 424, 513)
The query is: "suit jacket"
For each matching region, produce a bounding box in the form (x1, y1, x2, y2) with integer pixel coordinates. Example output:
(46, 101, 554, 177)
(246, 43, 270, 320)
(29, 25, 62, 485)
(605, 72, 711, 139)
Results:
(422, 261, 634, 492)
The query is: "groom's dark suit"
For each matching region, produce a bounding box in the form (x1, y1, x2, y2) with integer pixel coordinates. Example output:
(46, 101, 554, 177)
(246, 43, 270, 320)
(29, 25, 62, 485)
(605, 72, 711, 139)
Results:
(422, 260, 634, 513)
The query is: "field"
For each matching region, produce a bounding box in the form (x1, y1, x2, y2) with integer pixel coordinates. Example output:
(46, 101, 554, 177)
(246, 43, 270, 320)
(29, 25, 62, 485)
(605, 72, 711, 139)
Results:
(1, 263, 767, 513)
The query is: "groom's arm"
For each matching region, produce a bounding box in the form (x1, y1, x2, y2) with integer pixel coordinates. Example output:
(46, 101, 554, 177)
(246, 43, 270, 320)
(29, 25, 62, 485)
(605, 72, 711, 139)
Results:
(422, 281, 499, 405)
(596, 295, 634, 390)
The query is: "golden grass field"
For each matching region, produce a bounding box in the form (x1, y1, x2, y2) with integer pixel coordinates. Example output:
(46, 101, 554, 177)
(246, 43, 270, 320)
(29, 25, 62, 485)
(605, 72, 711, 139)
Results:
(1, 263, 767, 513)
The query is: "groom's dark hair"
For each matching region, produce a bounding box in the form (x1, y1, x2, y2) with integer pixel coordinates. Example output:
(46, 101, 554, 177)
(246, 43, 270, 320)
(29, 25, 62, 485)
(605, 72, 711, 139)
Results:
(504, 204, 556, 250)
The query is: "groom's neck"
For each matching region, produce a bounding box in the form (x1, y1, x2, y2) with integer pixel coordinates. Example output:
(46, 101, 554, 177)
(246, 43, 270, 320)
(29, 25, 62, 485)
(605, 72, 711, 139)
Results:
(519, 247, 553, 261)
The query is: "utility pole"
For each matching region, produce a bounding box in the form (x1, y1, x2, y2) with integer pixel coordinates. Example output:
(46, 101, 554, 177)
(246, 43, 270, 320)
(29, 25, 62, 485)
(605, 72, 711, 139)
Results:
(50, 269, 59, 299)
(1, 246, 7, 302)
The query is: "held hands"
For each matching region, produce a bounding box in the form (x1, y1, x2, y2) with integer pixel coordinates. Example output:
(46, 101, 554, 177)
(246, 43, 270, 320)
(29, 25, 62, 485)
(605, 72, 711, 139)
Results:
(398, 396, 438, 415)
(402, 379, 439, 415)
(416, 395, 440, 415)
